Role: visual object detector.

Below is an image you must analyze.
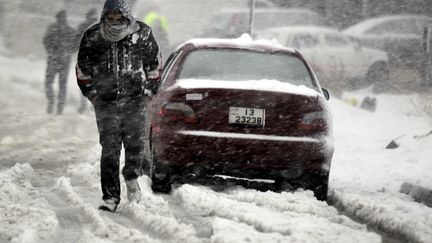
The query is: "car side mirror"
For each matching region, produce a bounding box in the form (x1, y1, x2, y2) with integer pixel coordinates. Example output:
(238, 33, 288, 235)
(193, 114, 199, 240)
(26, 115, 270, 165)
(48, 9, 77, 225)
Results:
(322, 88, 330, 100)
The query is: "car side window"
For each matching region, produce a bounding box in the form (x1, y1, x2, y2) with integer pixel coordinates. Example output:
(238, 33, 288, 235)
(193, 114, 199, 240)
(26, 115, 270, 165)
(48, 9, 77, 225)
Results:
(161, 50, 182, 85)
(367, 19, 419, 35)
(291, 34, 319, 49)
(324, 34, 350, 47)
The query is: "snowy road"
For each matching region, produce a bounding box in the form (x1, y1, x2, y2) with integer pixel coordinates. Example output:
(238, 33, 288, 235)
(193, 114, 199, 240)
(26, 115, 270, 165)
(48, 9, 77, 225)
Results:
(1, 55, 432, 243)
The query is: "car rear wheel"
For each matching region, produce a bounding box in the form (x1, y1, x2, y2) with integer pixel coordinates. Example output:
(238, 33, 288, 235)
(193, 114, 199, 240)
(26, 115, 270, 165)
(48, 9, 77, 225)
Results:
(306, 172, 329, 201)
(150, 149, 173, 194)
(151, 174, 172, 193)
(275, 172, 329, 201)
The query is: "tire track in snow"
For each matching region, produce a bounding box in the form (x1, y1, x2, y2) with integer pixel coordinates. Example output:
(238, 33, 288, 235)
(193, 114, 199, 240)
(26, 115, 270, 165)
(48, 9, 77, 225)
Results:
(219, 187, 364, 229)
(223, 187, 404, 243)
(174, 184, 381, 242)
(121, 200, 202, 243)
(0, 163, 58, 242)
(328, 188, 432, 243)
(120, 177, 202, 242)
(55, 176, 157, 243)
(66, 162, 202, 242)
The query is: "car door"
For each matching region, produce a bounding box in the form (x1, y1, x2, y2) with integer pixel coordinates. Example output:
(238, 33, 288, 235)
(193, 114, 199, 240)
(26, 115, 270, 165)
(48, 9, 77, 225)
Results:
(289, 33, 322, 75)
(366, 18, 420, 67)
(289, 32, 341, 86)
(323, 32, 367, 79)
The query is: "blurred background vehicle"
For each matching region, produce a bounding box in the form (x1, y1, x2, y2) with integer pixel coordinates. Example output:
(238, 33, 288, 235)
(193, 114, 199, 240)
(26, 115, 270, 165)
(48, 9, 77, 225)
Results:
(201, 8, 328, 39)
(133, 0, 283, 51)
(256, 26, 389, 95)
(146, 37, 333, 200)
(343, 15, 432, 71)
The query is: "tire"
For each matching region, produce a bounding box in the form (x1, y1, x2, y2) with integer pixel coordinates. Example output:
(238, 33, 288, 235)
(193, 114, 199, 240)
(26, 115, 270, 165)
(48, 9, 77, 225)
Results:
(151, 174, 172, 193)
(307, 172, 329, 201)
(274, 178, 295, 192)
(149, 149, 172, 194)
(366, 62, 390, 92)
(275, 172, 329, 201)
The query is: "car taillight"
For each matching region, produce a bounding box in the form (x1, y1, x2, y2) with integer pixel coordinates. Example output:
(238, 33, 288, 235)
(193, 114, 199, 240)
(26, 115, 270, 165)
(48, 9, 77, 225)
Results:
(159, 102, 198, 124)
(298, 111, 328, 132)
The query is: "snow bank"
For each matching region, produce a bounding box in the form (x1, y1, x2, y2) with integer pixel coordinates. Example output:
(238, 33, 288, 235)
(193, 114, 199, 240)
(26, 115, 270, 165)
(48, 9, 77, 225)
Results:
(329, 93, 432, 192)
(174, 185, 381, 243)
(0, 163, 58, 242)
(170, 79, 321, 97)
(330, 90, 432, 242)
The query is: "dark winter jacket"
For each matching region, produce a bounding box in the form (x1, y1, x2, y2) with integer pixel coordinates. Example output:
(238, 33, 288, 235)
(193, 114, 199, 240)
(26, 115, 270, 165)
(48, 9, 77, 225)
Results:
(76, 0, 160, 102)
(43, 15, 76, 63)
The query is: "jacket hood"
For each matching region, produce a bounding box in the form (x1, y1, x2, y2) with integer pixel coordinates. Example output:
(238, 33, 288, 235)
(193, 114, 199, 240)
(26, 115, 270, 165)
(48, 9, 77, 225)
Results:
(101, 0, 134, 23)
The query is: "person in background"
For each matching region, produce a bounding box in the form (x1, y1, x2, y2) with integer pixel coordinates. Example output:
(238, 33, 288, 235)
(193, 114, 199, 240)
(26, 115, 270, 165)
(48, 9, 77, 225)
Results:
(76, 0, 160, 212)
(144, 6, 170, 62)
(76, 8, 98, 114)
(43, 10, 76, 115)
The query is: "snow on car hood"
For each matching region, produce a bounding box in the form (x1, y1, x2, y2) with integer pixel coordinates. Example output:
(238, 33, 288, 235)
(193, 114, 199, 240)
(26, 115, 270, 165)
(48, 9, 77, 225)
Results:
(169, 79, 321, 97)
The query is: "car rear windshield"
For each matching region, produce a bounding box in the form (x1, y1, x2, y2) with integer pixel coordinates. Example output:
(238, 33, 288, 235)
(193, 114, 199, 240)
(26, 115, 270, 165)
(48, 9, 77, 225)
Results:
(178, 49, 315, 88)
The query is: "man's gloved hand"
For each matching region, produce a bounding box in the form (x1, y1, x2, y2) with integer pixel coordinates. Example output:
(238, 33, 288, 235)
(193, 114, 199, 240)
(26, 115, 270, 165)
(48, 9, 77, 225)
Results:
(145, 69, 161, 98)
(143, 89, 153, 98)
(147, 70, 160, 82)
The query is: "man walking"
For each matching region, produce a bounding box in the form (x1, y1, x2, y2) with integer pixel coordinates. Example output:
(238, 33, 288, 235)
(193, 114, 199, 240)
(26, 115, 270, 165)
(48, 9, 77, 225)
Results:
(43, 10, 76, 114)
(76, 0, 160, 212)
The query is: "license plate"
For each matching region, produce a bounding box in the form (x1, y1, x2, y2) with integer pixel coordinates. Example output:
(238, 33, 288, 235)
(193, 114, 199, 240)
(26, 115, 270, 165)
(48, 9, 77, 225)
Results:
(229, 107, 265, 127)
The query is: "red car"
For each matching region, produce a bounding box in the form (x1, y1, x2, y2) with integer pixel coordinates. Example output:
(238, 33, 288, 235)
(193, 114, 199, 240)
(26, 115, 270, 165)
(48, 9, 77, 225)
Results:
(145, 37, 334, 200)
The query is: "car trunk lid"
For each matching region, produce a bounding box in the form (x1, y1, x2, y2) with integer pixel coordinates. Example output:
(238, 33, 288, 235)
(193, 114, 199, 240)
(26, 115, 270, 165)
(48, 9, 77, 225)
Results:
(159, 79, 327, 137)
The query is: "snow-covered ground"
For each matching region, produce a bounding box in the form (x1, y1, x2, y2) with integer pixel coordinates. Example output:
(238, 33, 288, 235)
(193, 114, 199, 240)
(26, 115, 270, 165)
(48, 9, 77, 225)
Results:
(1, 54, 432, 243)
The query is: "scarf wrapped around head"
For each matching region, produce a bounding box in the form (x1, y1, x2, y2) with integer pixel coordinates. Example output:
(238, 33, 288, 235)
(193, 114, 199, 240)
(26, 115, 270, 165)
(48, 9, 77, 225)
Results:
(100, 0, 139, 42)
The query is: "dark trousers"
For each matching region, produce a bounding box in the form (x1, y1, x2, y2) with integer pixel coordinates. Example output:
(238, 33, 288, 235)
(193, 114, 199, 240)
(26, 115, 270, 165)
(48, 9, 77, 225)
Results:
(94, 97, 146, 203)
(45, 57, 70, 114)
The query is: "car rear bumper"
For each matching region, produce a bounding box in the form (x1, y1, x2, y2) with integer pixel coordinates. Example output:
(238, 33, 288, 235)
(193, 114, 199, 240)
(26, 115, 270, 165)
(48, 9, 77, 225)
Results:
(153, 130, 333, 179)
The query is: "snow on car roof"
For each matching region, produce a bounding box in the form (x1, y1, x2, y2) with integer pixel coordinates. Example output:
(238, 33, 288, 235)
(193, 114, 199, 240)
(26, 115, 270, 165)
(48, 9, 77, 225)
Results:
(183, 34, 296, 53)
(343, 14, 432, 36)
(170, 79, 321, 97)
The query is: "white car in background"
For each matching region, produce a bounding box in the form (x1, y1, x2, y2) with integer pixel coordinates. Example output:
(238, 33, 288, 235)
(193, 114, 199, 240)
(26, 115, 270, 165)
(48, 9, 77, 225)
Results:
(256, 26, 389, 92)
(202, 8, 328, 39)
(343, 15, 432, 69)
